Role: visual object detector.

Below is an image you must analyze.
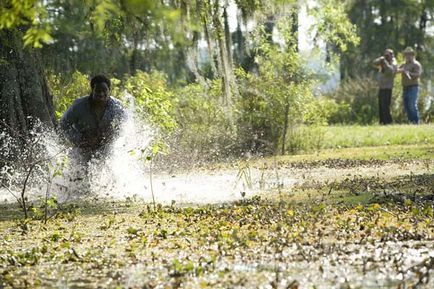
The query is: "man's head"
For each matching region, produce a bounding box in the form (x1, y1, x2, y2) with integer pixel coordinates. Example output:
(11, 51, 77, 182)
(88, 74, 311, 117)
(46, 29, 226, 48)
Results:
(384, 49, 394, 62)
(403, 47, 416, 62)
(90, 75, 111, 105)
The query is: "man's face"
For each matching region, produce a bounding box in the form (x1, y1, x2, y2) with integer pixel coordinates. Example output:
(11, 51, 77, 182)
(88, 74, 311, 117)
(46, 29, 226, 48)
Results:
(384, 51, 393, 62)
(405, 53, 414, 62)
(91, 82, 110, 105)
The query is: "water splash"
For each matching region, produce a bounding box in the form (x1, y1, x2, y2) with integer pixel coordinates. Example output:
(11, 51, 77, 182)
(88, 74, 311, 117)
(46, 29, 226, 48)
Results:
(1, 92, 279, 205)
(85, 92, 153, 200)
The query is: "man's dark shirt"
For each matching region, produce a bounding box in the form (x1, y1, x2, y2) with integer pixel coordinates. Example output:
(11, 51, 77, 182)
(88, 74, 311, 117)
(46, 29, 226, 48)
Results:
(60, 96, 126, 152)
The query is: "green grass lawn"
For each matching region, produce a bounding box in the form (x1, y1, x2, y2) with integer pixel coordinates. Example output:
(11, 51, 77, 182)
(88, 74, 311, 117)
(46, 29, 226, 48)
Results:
(321, 124, 433, 148)
(276, 143, 433, 162)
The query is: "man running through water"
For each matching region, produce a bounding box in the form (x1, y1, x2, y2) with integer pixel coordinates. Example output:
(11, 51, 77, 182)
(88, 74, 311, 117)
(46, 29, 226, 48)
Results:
(60, 75, 126, 161)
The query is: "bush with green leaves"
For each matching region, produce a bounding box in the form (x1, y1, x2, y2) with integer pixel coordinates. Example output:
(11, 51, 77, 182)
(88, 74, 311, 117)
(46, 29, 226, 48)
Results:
(235, 18, 334, 154)
(173, 80, 237, 160)
(325, 76, 378, 125)
(124, 71, 177, 134)
(48, 71, 89, 120)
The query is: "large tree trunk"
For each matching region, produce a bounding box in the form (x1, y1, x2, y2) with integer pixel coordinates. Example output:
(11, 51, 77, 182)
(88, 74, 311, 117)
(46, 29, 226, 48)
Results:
(0, 29, 56, 138)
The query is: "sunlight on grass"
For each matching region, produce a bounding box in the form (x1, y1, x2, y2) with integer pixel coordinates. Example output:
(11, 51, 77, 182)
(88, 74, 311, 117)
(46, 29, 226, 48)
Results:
(322, 124, 433, 148)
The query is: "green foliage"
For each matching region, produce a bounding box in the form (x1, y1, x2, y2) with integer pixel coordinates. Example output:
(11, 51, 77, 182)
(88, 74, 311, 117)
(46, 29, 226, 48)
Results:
(303, 97, 343, 126)
(170, 13, 361, 156)
(0, 0, 40, 28)
(0, 0, 52, 47)
(91, 0, 120, 32)
(310, 0, 360, 53)
(124, 71, 177, 133)
(235, 17, 332, 153)
(22, 26, 52, 48)
(174, 80, 237, 159)
(326, 76, 379, 124)
(48, 71, 89, 120)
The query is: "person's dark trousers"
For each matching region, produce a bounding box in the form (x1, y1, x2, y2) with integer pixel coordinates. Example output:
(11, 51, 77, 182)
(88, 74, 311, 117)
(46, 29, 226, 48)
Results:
(403, 85, 420, 124)
(378, 89, 393, 125)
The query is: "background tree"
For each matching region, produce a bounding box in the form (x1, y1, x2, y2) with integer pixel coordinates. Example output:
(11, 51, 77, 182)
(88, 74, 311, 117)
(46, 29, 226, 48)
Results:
(0, 0, 56, 137)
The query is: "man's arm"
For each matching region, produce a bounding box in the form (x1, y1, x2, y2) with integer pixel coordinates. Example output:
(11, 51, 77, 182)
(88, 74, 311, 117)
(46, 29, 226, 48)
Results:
(383, 61, 397, 75)
(60, 102, 82, 146)
(408, 62, 422, 78)
(397, 64, 411, 79)
(372, 57, 384, 68)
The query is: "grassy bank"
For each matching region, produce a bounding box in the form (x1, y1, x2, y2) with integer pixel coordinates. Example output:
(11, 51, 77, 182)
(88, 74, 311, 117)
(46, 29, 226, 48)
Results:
(283, 124, 433, 154)
(321, 124, 433, 148)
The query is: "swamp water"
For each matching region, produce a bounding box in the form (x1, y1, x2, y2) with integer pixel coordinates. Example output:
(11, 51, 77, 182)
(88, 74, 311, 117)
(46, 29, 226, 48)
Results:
(0, 94, 291, 205)
(1, 96, 433, 289)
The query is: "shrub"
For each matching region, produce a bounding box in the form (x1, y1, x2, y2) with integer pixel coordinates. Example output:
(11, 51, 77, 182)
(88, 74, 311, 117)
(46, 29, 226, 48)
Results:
(235, 18, 334, 154)
(173, 80, 237, 160)
(48, 71, 89, 120)
(325, 76, 378, 124)
(124, 71, 177, 134)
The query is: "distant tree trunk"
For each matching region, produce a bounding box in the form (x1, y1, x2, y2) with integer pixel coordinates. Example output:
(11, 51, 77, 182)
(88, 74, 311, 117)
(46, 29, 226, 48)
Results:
(186, 30, 207, 85)
(234, 22, 244, 64)
(129, 32, 140, 74)
(281, 7, 299, 155)
(203, 0, 218, 78)
(213, 0, 232, 104)
(0, 29, 56, 139)
(213, 0, 238, 104)
(182, 0, 206, 85)
(281, 104, 290, 155)
(223, 2, 233, 68)
(264, 16, 275, 44)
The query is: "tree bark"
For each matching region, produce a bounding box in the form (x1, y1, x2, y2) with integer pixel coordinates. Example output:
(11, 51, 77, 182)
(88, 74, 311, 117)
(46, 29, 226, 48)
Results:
(223, 3, 233, 68)
(281, 6, 299, 155)
(0, 29, 56, 138)
(203, 0, 218, 78)
(213, 0, 232, 103)
(281, 104, 289, 155)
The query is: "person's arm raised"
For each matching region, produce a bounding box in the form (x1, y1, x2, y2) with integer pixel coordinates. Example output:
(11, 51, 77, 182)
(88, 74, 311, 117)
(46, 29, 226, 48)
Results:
(372, 56, 384, 68)
(382, 60, 396, 75)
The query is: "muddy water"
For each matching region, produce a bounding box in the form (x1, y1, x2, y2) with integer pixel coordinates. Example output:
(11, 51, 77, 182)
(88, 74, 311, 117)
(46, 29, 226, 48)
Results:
(220, 241, 434, 288)
(120, 159, 430, 204)
(45, 240, 434, 288)
(1, 91, 431, 205)
(0, 157, 431, 204)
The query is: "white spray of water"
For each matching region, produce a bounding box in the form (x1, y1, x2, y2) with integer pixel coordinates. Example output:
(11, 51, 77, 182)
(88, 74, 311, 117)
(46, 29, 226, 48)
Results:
(85, 92, 153, 200)
(1, 92, 292, 205)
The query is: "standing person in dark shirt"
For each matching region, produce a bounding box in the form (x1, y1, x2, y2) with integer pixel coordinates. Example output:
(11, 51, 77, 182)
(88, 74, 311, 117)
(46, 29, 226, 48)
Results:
(372, 49, 397, 125)
(60, 75, 126, 160)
